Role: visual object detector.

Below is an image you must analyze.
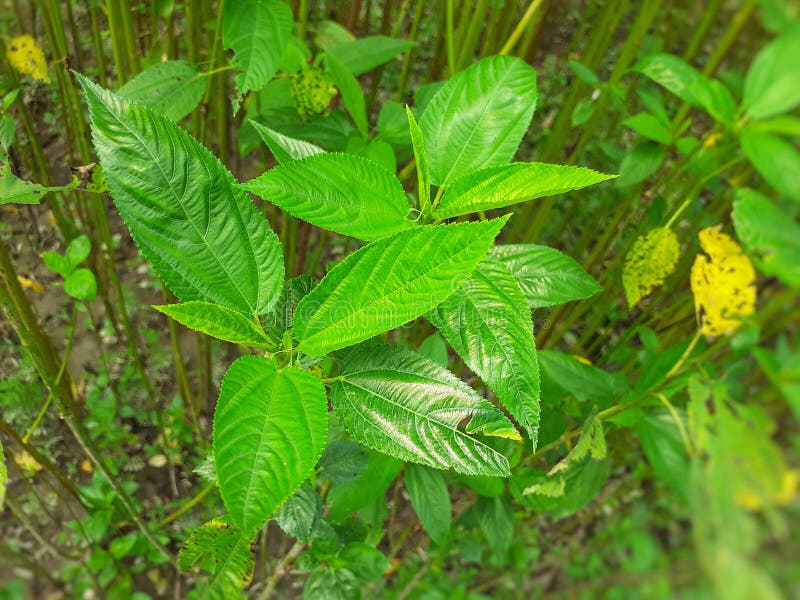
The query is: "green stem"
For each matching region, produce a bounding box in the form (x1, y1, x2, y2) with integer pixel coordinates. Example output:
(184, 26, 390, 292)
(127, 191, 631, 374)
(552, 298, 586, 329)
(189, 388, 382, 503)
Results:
(498, 0, 545, 56)
(157, 484, 215, 528)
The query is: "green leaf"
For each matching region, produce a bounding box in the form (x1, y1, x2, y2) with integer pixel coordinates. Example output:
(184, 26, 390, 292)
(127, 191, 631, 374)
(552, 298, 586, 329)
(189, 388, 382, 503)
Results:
(327, 36, 417, 76)
(622, 227, 680, 307)
(326, 450, 401, 523)
(243, 153, 412, 241)
(404, 464, 451, 544)
(406, 106, 430, 216)
(178, 518, 254, 600)
(491, 244, 601, 308)
(64, 268, 97, 301)
(538, 350, 629, 406)
(0, 156, 47, 205)
(548, 410, 606, 475)
(325, 53, 368, 137)
(623, 112, 672, 145)
(615, 142, 664, 188)
(294, 217, 508, 356)
(77, 74, 284, 315)
(732, 188, 800, 287)
(263, 274, 316, 339)
(740, 129, 800, 202)
(567, 60, 599, 86)
(743, 24, 800, 119)
(65, 234, 91, 271)
(420, 56, 538, 186)
(117, 60, 206, 122)
(377, 101, 411, 146)
(337, 543, 390, 582)
(153, 301, 275, 348)
(213, 357, 328, 534)
(637, 412, 689, 502)
(250, 120, 324, 164)
(417, 332, 448, 368)
(304, 567, 360, 600)
(429, 257, 539, 444)
(433, 162, 614, 220)
(274, 482, 323, 543)
(331, 343, 514, 476)
(475, 495, 514, 555)
(319, 441, 369, 484)
(223, 0, 293, 99)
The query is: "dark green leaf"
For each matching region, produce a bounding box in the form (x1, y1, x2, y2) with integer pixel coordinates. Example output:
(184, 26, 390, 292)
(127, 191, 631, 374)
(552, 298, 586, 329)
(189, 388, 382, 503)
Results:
(337, 543, 390, 582)
(475, 495, 514, 555)
(319, 441, 370, 484)
(637, 412, 689, 502)
(615, 142, 664, 188)
(538, 350, 629, 406)
(326, 450, 401, 523)
(274, 482, 323, 543)
(326, 54, 368, 137)
(623, 113, 672, 144)
(404, 464, 451, 544)
(117, 60, 206, 121)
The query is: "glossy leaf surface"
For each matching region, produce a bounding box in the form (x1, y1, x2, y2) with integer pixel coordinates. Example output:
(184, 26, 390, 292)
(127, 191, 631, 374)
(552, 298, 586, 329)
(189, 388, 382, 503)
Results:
(250, 120, 324, 164)
(433, 162, 613, 219)
(420, 56, 537, 186)
(214, 357, 328, 534)
(78, 75, 284, 315)
(331, 344, 514, 476)
(429, 257, 540, 444)
(243, 153, 412, 241)
(491, 244, 601, 308)
(153, 301, 275, 348)
(294, 218, 508, 356)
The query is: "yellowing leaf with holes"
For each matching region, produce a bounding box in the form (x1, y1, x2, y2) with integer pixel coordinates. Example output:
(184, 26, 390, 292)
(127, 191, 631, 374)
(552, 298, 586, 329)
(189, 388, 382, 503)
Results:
(690, 226, 756, 337)
(6, 35, 50, 83)
(622, 227, 680, 307)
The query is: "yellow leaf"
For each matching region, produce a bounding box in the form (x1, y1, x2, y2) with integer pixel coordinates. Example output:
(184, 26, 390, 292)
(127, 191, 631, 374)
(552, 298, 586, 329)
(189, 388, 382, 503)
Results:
(13, 449, 42, 473)
(6, 35, 50, 84)
(16, 275, 43, 292)
(691, 226, 756, 337)
(622, 227, 680, 307)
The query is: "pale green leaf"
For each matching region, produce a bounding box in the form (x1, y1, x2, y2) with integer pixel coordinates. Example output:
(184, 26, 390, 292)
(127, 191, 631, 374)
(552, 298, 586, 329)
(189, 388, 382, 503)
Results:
(153, 301, 275, 348)
(214, 357, 328, 534)
(325, 53, 368, 136)
(250, 120, 324, 164)
(743, 23, 800, 119)
(491, 244, 601, 308)
(429, 257, 539, 444)
(406, 106, 430, 216)
(404, 464, 451, 544)
(622, 227, 680, 307)
(549, 410, 605, 475)
(178, 517, 254, 600)
(327, 36, 417, 76)
(732, 188, 800, 287)
(0, 156, 47, 205)
(77, 74, 285, 315)
(433, 162, 614, 219)
(294, 217, 508, 356)
(740, 129, 800, 202)
(118, 60, 206, 121)
(616, 142, 665, 188)
(243, 153, 412, 241)
(420, 56, 538, 186)
(417, 332, 448, 368)
(65, 235, 91, 271)
(63, 268, 97, 301)
(223, 0, 293, 99)
(331, 343, 514, 476)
